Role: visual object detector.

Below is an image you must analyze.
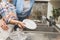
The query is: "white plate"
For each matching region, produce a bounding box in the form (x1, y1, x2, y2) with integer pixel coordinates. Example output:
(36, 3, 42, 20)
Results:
(23, 19, 37, 29)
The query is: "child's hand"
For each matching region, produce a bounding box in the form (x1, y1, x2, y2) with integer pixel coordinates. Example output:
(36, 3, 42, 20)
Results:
(0, 20, 9, 30)
(18, 22, 25, 29)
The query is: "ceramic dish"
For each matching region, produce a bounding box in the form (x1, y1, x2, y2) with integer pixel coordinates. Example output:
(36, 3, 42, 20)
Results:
(23, 19, 37, 29)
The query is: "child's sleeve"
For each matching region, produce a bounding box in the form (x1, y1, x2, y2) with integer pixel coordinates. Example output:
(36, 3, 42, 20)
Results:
(3, 4, 18, 23)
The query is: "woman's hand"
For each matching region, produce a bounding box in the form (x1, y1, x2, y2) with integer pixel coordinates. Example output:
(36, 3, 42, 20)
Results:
(0, 19, 9, 30)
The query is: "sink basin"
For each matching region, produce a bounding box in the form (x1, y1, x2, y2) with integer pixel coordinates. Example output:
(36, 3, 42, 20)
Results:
(6, 23, 59, 40)
(6, 31, 60, 40)
(23, 23, 58, 32)
(25, 31, 60, 40)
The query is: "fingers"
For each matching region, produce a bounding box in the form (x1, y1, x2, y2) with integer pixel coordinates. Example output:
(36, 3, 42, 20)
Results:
(0, 20, 9, 31)
(18, 24, 22, 28)
(1, 25, 9, 30)
(19, 22, 25, 27)
(18, 22, 25, 29)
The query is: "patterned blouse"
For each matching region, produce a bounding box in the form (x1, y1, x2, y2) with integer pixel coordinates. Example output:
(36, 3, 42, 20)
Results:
(0, 1, 18, 23)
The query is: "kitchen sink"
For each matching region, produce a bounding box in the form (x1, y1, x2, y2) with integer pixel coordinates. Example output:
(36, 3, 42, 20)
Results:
(23, 22, 58, 32)
(6, 23, 60, 40)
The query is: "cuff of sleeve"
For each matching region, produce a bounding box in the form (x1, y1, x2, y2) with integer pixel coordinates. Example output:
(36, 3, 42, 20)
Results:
(4, 17, 18, 24)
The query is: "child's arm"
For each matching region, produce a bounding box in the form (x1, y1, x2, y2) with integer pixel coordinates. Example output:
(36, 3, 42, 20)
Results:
(3, 12, 25, 29)
(9, 19, 25, 28)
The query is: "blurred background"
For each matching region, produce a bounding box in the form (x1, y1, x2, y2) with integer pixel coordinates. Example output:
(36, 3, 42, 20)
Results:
(24, 0, 60, 40)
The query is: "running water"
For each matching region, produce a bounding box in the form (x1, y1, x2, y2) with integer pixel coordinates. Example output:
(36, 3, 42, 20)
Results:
(9, 28, 31, 40)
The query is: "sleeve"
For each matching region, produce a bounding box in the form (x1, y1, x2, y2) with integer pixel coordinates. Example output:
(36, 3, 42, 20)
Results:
(30, 0, 35, 8)
(3, 4, 18, 23)
(22, 0, 35, 16)
(0, 4, 6, 19)
(27, 0, 35, 16)
(12, 0, 17, 6)
(16, 0, 24, 13)
(0, 4, 4, 15)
